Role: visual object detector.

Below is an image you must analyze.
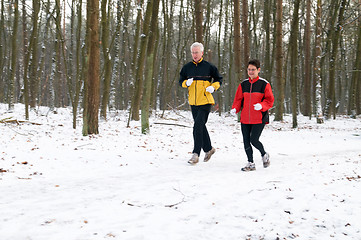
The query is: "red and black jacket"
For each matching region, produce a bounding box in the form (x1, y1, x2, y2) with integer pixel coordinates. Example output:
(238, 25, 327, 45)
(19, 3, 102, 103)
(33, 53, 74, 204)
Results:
(232, 76, 274, 124)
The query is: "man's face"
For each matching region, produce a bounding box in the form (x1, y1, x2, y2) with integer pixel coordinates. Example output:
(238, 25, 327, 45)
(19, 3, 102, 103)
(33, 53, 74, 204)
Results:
(247, 64, 261, 79)
(191, 47, 203, 63)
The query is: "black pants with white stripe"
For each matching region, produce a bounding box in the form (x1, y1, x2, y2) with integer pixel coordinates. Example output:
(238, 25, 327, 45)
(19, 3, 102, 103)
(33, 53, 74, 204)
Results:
(241, 123, 266, 163)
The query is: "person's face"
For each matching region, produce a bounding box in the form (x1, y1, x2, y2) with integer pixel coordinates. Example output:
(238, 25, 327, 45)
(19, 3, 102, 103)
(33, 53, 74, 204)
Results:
(247, 64, 261, 79)
(191, 47, 203, 63)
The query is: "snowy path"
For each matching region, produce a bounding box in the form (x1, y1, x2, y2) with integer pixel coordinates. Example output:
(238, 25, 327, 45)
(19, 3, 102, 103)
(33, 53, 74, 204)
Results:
(1, 105, 361, 240)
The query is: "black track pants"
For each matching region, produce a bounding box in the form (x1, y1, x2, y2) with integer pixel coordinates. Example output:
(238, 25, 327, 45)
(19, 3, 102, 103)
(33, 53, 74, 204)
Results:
(191, 104, 212, 155)
(241, 123, 266, 162)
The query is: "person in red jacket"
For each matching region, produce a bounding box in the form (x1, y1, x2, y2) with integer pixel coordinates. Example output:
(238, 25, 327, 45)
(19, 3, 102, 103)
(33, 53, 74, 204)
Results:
(231, 59, 274, 171)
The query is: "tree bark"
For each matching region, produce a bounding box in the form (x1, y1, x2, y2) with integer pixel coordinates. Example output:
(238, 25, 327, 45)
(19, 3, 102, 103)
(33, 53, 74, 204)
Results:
(289, 0, 300, 128)
(274, 0, 284, 121)
(194, 0, 203, 42)
(233, 0, 242, 81)
(314, 0, 324, 123)
(303, 0, 311, 116)
(242, 0, 249, 76)
(131, 0, 153, 121)
(141, 0, 160, 134)
(83, 0, 100, 135)
(8, 0, 19, 111)
(100, 0, 112, 120)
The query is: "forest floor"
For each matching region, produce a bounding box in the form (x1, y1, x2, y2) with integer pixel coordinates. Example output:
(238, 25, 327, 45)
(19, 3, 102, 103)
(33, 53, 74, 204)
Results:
(1, 104, 361, 240)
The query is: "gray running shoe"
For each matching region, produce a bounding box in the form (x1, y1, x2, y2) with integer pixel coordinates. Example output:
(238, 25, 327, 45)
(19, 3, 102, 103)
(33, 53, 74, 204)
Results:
(241, 162, 256, 171)
(262, 152, 270, 168)
(204, 147, 216, 162)
(188, 153, 199, 164)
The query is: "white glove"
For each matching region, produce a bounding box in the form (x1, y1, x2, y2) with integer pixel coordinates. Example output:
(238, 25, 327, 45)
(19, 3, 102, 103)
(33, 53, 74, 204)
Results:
(186, 78, 193, 86)
(230, 108, 237, 115)
(206, 86, 215, 93)
(254, 103, 262, 111)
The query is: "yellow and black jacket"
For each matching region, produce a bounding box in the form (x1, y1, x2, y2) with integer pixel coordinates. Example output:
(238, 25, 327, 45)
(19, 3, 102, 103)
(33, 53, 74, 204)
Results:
(179, 58, 223, 106)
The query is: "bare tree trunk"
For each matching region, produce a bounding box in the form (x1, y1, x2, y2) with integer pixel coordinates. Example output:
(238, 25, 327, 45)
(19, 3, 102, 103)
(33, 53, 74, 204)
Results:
(314, 0, 324, 124)
(22, 0, 29, 119)
(217, 0, 224, 115)
(141, 0, 160, 134)
(289, 0, 300, 128)
(233, 0, 242, 81)
(8, 0, 19, 111)
(72, 0, 83, 129)
(83, 0, 100, 135)
(0, 0, 4, 103)
(274, 0, 284, 121)
(263, 0, 272, 82)
(242, 0, 249, 74)
(194, 0, 203, 42)
(29, 0, 40, 108)
(100, 0, 112, 120)
(303, 0, 311, 117)
(348, 16, 361, 117)
(325, 0, 347, 119)
(131, 0, 153, 121)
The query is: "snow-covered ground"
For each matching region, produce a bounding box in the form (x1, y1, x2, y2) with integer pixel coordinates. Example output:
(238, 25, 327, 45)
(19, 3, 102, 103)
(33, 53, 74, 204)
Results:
(1, 104, 360, 240)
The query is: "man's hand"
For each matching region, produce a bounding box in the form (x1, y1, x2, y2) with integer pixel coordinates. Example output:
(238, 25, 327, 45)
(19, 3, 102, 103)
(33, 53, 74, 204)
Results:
(254, 103, 262, 111)
(186, 78, 194, 86)
(206, 86, 215, 93)
(230, 108, 237, 115)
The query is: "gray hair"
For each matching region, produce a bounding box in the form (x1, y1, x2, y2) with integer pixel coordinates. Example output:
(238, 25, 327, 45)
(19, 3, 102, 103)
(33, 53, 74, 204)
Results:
(190, 42, 204, 52)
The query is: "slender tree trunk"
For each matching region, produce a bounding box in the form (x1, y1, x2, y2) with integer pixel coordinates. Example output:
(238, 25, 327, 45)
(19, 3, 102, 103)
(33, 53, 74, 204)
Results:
(131, 0, 153, 121)
(348, 16, 361, 116)
(73, 0, 83, 129)
(325, 0, 347, 119)
(0, 0, 4, 103)
(233, 0, 242, 81)
(314, 0, 324, 123)
(242, 0, 249, 74)
(22, 0, 29, 119)
(83, 0, 100, 135)
(263, 0, 271, 82)
(100, 0, 112, 120)
(289, 0, 300, 128)
(303, 0, 311, 116)
(8, 0, 18, 111)
(29, 0, 40, 108)
(141, 0, 160, 134)
(194, 0, 203, 42)
(274, 0, 284, 121)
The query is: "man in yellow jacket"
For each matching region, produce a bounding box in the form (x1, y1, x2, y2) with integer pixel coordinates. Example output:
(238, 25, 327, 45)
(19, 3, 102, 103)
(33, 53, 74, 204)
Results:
(179, 42, 223, 164)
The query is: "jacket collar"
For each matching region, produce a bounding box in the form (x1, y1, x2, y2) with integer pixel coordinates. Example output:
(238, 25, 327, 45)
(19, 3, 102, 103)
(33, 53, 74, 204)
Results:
(193, 57, 204, 66)
(249, 76, 259, 83)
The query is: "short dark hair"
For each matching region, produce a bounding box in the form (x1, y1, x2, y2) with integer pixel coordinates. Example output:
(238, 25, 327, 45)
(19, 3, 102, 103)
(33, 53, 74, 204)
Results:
(248, 59, 260, 69)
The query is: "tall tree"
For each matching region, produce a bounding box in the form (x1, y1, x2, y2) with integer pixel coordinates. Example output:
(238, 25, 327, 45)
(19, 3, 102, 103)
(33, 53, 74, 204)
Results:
(131, 0, 153, 121)
(325, 0, 347, 119)
(289, 0, 300, 128)
(141, 0, 160, 134)
(314, 0, 324, 124)
(233, 0, 242, 81)
(100, 0, 112, 120)
(274, 0, 284, 121)
(83, 0, 100, 135)
(263, 0, 272, 82)
(29, 0, 40, 108)
(22, 0, 30, 119)
(8, 0, 19, 111)
(242, 0, 249, 74)
(348, 15, 361, 117)
(194, 0, 203, 42)
(303, 0, 311, 116)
